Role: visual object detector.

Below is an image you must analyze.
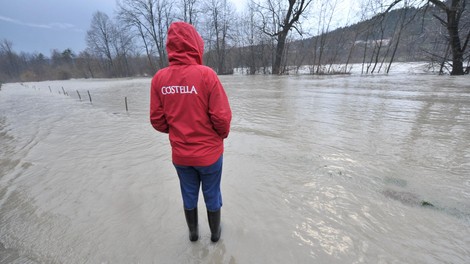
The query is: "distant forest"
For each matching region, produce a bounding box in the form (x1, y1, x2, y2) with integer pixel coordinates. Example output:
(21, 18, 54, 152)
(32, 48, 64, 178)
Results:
(1, 0, 469, 83)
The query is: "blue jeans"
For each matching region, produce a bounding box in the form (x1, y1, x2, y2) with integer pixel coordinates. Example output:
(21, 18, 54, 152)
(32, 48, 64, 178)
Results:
(174, 155, 223, 212)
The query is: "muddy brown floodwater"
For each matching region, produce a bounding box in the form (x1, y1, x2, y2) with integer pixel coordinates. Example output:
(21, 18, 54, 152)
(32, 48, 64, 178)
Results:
(1, 73, 469, 263)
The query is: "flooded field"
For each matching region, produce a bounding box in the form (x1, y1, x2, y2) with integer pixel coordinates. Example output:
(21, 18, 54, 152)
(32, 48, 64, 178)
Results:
(1, 72, 469, 263)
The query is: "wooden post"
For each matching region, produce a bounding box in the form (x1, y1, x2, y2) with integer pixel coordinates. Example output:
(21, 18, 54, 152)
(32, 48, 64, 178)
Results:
(49, 86, 52, 93)
(125, 97, 128, 112)
(62, 87, 66, 96)
(76, 90, 82, 101)
(87, 90, 92, 104)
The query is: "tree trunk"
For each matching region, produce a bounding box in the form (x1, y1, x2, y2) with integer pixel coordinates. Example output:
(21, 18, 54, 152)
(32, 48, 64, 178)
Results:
(260, 0, 312, 75)
(428, 0, 465, 75)
(272, 31, 287, 75)
(446, 8, 464, 75)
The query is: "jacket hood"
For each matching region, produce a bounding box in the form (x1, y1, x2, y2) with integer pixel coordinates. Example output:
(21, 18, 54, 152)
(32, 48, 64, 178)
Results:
(166, 22, 204, 65)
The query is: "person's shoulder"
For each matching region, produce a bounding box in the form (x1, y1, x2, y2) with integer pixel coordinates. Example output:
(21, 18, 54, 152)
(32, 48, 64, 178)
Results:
(194, 65, 217, 75)
(155, 67, 170, 76)
(151, 67, 170, 81)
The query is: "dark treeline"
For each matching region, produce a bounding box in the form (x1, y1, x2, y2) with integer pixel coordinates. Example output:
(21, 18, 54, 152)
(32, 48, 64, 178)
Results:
(1, 0, 469, 83)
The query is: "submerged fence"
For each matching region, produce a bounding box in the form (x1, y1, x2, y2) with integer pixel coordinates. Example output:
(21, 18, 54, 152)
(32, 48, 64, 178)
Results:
(23, 83, 133, 114)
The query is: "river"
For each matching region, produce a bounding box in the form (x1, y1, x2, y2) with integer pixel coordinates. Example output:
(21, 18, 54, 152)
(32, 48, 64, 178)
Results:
(0, 72, 469, 263)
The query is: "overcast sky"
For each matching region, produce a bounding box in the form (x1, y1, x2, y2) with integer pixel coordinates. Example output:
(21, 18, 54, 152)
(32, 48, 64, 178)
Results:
(0, 0, 250, 56)
(0, 0, 358, 56)
(0, 0, 119, 55)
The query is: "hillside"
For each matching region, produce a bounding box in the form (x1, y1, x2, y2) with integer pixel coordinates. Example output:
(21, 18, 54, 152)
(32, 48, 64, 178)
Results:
(289, 6, 448, 72)
(228, 4, 465, 74)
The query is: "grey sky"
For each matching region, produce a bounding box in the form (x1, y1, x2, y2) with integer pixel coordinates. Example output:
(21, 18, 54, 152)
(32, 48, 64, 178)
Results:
(0, 0, 357, 57)
(0, 0, 248, 56)
(0, 0, 117, 55)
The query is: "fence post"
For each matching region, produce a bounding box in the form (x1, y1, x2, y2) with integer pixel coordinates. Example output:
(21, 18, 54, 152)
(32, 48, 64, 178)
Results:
(125, 97, 128, 113)
(87, 90, 92, 104)
(76, 90, 82, 101)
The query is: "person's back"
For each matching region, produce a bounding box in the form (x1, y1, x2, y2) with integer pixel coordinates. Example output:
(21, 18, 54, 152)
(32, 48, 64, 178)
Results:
(150, 22, 231, 242)
(150, 22, 231, 167)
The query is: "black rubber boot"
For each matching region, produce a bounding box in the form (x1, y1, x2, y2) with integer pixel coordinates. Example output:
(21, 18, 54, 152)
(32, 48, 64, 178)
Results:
(184, 208, 198, 242)
(207, 209, 221, 242)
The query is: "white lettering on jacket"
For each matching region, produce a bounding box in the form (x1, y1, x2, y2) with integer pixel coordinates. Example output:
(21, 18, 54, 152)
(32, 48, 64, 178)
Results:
(161, 85, 198, 95)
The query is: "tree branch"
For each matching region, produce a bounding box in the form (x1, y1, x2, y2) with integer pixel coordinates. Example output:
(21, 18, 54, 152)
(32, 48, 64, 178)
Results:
(383, 0, 405, 13)
(432, 14, 448, 26)
(462, 28, 470, 53)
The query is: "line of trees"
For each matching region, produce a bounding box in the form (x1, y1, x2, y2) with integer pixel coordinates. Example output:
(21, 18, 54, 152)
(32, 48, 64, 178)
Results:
(1, 0, 469, 83)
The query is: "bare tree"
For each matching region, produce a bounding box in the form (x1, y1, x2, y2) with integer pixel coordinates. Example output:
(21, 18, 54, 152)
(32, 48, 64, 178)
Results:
(0, 39, 20, 79)
(179, 0, 199, 24)
(236, 1, 271, 74)
(385, 6, 418, 73)
(118, 1, 157, 72)
(86, 11, 116, 76)
(203, 0, 235, 74)
(254, 0, 313, 74)
(117, 0, 174, 71)
(384, 0, 469, 75)
(76, 50, 98, 78)
(310, 0, 338, 74)
(231, 9, 249, 73)
(429, 0, 469, 75)
(369, 19, 387, 74)
(110, 24, 136, 77)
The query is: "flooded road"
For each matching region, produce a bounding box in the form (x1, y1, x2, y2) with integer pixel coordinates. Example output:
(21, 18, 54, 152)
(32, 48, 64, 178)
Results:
(1, 73, 469, 263)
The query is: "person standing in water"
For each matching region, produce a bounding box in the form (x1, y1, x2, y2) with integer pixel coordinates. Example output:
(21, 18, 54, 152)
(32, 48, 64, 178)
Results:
(150, 22, 232, 242)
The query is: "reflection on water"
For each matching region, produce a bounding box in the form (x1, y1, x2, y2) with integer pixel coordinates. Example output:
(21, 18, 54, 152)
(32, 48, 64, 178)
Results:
(0, 74, 469, 263)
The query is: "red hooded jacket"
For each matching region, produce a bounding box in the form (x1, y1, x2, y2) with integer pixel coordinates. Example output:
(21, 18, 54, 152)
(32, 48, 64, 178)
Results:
(150, 22, 232, 166)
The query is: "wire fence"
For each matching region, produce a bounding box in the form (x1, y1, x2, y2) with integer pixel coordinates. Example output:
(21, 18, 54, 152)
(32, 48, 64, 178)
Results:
(22, 83, 133, 115)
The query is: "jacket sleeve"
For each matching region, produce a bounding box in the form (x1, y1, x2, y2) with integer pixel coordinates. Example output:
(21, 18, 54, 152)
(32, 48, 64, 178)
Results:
(208, 74, 232, 139)
(150, 78, 169, 133)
